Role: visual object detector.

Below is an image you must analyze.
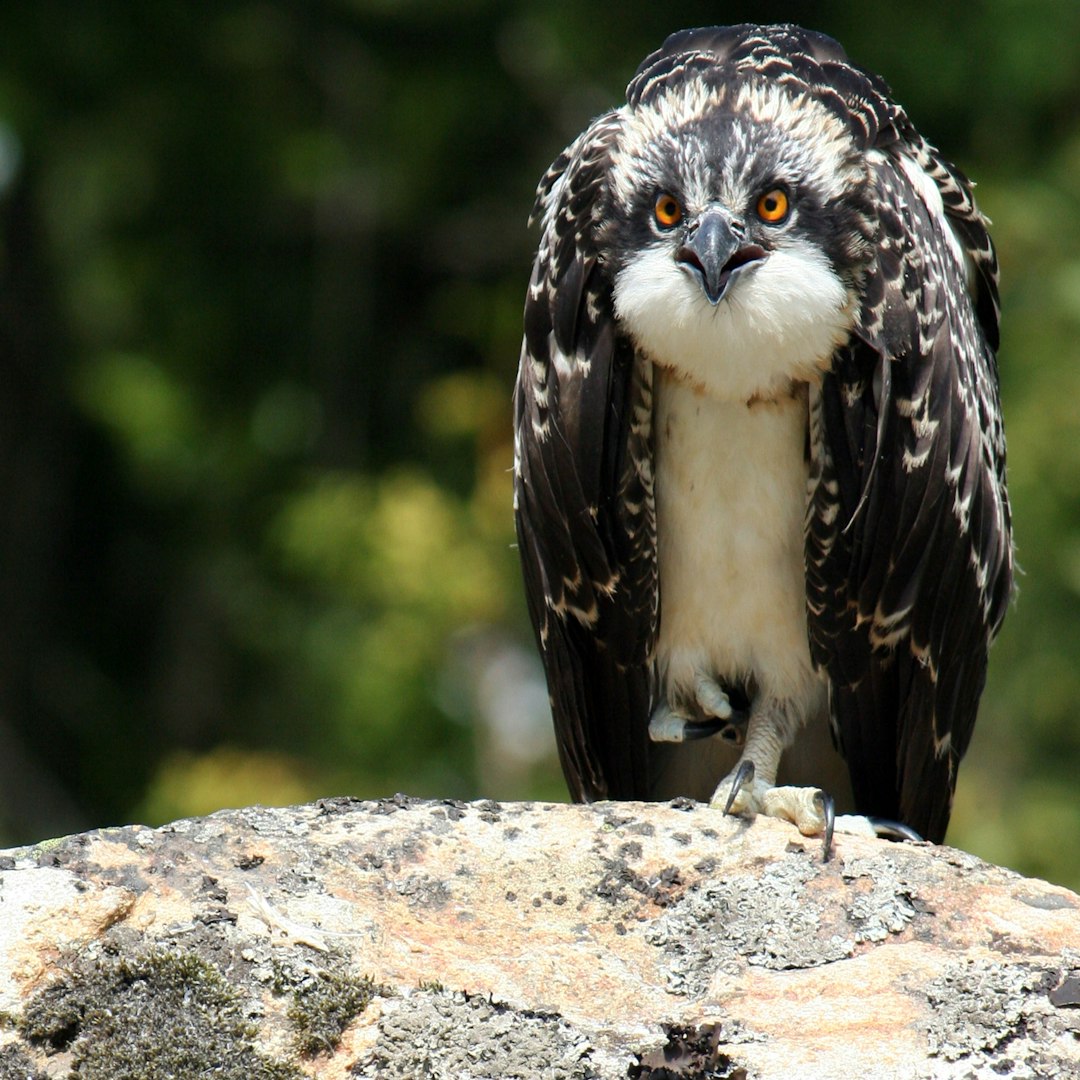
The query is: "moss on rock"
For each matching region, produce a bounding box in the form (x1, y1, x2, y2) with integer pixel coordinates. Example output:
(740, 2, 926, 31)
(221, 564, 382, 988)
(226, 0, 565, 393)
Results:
(271, 955, 376, 1056)
(19, 947, 302, 1080)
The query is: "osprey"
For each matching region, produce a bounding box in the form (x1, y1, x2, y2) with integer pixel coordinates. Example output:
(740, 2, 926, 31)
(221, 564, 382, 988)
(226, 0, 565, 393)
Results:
(513, 24, 1013, 845)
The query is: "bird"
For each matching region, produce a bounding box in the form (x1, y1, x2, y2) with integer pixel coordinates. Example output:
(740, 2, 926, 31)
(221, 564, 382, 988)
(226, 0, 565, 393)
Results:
(513, 23, 1013, 847)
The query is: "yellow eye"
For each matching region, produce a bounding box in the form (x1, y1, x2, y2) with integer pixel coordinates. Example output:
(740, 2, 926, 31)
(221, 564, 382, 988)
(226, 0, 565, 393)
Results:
(756, 188, 790, 223)
(654, 193, 682, 228)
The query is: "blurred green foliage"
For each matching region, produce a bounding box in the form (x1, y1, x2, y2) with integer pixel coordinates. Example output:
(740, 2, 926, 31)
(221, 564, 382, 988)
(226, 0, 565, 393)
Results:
(0, 1, 1078, 889)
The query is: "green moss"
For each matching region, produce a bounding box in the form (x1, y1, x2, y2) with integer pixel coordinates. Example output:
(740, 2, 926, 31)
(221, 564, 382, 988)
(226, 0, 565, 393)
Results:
(271, 957, 376, 1056)
(30, 836, 70, 856)
(0, 1044, 49, 1080)
(19, 948, 302, 1080)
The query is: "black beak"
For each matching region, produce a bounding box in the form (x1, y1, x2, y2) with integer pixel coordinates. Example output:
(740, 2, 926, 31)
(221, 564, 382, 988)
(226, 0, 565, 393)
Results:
(676, 209, 766, 304)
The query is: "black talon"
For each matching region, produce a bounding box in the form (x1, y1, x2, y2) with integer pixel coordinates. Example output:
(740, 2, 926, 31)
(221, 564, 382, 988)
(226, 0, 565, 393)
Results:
(723, 759, 755, 815)
(686, 706, 750, 743)
(816, 790, 836, 862)
(866, 817, 923, 843)
(682, 716, 729, 740)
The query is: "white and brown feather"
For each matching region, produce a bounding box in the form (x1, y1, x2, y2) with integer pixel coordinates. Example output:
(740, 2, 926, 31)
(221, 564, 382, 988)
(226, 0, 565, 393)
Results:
(514, 23, 1013, 840)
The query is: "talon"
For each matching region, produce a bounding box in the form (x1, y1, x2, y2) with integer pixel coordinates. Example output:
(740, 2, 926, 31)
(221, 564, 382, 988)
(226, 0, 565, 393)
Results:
(649, 702, 732, 743)
(683, 717, 732, 740)
(723, 759, 755, 815)
(649, 691, 744, 744)
(866, 817, 923, 843)
(816, 790, 836, 862)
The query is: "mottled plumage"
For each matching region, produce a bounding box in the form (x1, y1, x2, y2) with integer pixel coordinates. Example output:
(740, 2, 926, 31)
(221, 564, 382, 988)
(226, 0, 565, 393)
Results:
(513, 24, 1013, 842)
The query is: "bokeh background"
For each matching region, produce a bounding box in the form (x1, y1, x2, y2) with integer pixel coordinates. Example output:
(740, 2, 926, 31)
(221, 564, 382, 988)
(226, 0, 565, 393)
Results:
(1, 0, 1078, 889)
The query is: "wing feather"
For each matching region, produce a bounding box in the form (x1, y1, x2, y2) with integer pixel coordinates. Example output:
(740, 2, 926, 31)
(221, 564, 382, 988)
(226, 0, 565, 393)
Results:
(807, 108, 1013, 840)
(514, 110, 657, 801)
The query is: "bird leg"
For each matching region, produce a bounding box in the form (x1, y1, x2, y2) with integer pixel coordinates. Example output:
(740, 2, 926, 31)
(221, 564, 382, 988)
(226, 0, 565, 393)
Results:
(711, 698, 837, 857)
(711, 700, 923, 858)
(648, 672, 746, 744)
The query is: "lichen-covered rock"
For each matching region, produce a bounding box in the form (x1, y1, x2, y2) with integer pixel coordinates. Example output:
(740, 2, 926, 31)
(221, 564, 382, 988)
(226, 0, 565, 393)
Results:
(0, 797, 1078, 1078)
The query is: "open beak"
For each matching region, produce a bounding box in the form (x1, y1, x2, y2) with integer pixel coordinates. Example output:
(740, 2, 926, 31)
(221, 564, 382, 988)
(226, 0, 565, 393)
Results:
(676, 209, 766, 304)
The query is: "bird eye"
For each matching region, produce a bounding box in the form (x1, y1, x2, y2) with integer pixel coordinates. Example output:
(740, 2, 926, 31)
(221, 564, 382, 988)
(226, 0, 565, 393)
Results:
(756, 188, 790, 223)
(654, 193, 683, 229)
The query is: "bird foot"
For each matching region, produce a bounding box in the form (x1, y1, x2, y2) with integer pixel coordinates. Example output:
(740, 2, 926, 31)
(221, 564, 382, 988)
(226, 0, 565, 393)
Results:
(715, 759, 835, 860)
(648, 703, 723, 742)
(648, 674, 745, 744)
(714, 760, 923, 860)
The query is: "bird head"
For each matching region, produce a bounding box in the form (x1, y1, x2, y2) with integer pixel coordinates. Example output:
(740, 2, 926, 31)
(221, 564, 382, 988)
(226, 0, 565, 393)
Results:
(607, 77, 875, 403)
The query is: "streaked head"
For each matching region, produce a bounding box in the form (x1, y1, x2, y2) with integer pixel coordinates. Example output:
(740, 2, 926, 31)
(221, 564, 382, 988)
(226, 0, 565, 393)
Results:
(608, 77, 875, 402)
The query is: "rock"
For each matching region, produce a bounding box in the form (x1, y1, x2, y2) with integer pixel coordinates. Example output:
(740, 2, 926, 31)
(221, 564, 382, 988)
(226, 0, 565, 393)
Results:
(0, 797, 1077, 1078)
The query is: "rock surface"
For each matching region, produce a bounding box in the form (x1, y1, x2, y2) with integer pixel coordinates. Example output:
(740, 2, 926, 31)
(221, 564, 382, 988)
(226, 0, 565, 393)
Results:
(0, 796, 1078, 1078)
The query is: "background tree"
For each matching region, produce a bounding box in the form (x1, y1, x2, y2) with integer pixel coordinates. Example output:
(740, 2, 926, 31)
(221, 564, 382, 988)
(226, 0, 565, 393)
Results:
(1, 0, 1077, 888)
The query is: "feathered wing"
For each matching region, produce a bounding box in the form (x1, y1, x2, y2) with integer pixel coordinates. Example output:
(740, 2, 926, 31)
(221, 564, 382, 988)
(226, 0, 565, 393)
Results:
(513, 111, 658, 801)
(806, 106, 1014, 842)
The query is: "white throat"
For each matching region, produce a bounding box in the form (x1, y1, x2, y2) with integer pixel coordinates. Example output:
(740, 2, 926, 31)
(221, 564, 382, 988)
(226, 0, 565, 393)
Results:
(614, 238, 852, 403)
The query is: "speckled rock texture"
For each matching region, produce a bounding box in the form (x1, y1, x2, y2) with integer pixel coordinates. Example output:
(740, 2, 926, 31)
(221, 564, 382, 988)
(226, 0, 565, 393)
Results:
(0, 796, 1078, 1078)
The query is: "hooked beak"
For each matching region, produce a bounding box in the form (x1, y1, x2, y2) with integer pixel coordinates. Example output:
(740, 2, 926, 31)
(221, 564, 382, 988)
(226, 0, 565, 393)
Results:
(676, 209, 766, 304)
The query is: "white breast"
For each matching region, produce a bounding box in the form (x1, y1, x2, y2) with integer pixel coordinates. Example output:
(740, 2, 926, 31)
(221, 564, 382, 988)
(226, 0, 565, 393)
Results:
(653, 369, 823, 709)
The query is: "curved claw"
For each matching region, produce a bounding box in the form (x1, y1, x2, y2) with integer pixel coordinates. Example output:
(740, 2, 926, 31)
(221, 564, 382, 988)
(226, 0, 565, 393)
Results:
(650, 704, 742, 744)
(682, 716, 732, 740)
(866, 817, 923, 843)
(815, 790, 836, 862)
(723, 758, 756, 815)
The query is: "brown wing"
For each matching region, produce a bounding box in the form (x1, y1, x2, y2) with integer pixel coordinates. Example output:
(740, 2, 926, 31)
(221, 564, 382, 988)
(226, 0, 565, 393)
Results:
(806, 97, 1013, 842)
(513, 111, 658, 800)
